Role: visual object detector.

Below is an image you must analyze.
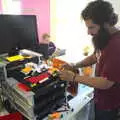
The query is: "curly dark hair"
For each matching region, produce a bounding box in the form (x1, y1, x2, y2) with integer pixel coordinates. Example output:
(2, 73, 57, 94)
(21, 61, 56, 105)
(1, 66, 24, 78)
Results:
(81, 0, 118, 50)
(81, 0, 118, 26)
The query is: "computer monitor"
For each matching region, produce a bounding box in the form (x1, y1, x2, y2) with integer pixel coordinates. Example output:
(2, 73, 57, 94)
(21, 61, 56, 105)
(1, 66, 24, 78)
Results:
(0, 15, 39, 56)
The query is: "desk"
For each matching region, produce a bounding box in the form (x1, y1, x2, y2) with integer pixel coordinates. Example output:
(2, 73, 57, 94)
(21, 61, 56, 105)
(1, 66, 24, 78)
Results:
(44, 85, 94, 120)
(67, 85, 94, 120)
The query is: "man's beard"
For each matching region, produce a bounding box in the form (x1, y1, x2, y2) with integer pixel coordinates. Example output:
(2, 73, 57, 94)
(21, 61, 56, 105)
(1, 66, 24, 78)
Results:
(92, 26, 110, 50)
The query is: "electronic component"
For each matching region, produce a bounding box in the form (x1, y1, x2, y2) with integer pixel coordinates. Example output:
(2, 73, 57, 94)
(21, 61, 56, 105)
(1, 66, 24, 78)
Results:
(0, 63, 7, 82)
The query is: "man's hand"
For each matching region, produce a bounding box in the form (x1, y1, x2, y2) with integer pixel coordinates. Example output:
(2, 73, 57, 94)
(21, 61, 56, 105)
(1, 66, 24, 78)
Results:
(59, 69, 75, 81)
(61, 63, 79, 73)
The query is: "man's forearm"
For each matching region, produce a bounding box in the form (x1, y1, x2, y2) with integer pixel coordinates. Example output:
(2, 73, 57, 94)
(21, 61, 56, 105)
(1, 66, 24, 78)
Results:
(75, 54, 97, 68)
(74, 75, 114, 89)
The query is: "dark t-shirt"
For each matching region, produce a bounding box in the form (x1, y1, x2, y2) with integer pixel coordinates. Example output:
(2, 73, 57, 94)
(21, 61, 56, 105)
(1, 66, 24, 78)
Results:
(95, 31, 120, 110)
(48, 42, 56, 56)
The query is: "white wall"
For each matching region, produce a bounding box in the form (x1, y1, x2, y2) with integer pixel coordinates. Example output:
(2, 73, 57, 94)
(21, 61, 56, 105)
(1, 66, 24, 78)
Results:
(2, 0, 21, 14)
(54, 0, 94, 63)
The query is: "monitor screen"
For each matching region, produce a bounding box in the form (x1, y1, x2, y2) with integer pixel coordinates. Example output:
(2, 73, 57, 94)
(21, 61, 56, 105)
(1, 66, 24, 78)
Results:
(0, 15, 39, 55)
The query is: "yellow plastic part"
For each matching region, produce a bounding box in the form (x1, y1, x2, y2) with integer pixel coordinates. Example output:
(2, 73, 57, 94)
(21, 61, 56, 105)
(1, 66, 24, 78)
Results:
(6, 55, 24, 62)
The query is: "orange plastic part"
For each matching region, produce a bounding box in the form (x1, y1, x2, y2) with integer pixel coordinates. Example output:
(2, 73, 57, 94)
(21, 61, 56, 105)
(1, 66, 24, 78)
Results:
(82, 66, 93, 76)
(49, 112, 61, 119)
(52, 58, 67, 70)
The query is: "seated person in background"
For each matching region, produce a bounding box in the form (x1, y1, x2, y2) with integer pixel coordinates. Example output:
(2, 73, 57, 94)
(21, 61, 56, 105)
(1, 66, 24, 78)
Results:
(41, 33, 56, 56)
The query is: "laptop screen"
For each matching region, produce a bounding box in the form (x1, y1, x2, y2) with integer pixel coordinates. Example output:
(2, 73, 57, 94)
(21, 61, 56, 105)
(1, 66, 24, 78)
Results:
(35, 43, 49, 59)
